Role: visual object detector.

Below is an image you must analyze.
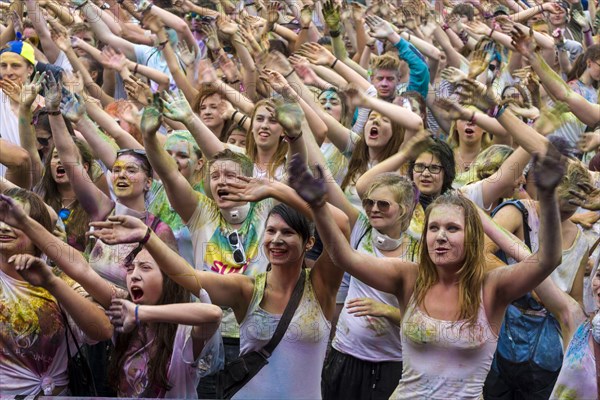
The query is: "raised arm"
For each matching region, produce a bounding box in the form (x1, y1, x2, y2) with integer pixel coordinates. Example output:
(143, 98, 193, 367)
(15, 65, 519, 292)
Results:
(18, 73, 45, 187)
(139, 100, 202, 223)
(490, 145, 564, 308)
(24, 0, 61, 63)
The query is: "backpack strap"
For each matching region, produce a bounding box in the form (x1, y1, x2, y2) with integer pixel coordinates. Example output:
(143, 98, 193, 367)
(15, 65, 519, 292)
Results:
(491, 199, 532, 250)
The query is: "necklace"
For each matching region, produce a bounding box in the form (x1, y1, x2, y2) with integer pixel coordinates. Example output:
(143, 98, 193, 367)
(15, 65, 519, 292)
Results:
(456, 148, 478, 172)
(61, 198, 77, 209)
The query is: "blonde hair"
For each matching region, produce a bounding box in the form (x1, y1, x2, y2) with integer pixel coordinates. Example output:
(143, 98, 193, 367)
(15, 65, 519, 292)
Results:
(371, 53, 401, 73)
(415, 192, 485, 325)
(365, 173, 416, 232)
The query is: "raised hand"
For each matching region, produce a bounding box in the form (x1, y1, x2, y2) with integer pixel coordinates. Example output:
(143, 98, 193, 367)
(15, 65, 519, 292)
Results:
(60, 92, 86, 123)
(440, 66, 467, 84)
(403, 129, 435, 160)
(259, 69, 289, 95)
(289, 55, 319, 86)
(568, 182, 600, 211)
(511, 25, 536, 56)
(464, 20, 490, 36)
(342, 83, 368, 108)
(296, 42, 336, 66)
(365, 15, 394, 40)
(89, 215, 149, 244)
(0, 77, 22, 103)
(266, 1, 281, 26)
(42, 73, 62, 111)
(351, 1, 367, 20)
(197, 59, 219, 85)
(61, 71, 84, 96)
(274, 101, 304, 138)
(201, 23, 221, 52)
(10, 255, 56, 289)
(217, 15, 239, 36)
(175, 41, 196, 68)
(217, 98, 236, 120)
(20, 72, 45, 108)
(106, 298, 137, 333)
(221, 175, 272, 203)
(468, 38, 496, 79)
(300, 4, 313, 28)
(99, 47, 128, 71)
(435, 97, 469, 120)
(288, 154, 327, 208)
(577, 130, 600, 153)
(161, 90, 194, 122)
(533, 103, 569, 136)
(346, 297, 392, 318)
(140, 96, 163, 135)
(456, 79, 499, 112)
(532, 144, 566, 193)
(124, 76, 152, 106)
(265, 51, 293, 76)
(322, 0, 341, 31)
(48, 18, 71, 52)
(0, 194, 30, 230)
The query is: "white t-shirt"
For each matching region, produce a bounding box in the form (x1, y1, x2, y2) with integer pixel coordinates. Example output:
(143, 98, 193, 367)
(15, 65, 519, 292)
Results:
(0, 90, 20, 178)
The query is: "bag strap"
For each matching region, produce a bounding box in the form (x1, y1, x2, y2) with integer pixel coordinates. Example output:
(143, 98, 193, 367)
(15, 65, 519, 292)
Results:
(491, 199, 531, 249)
(594, 337, 600, 399)
(259, 268, 306, 358)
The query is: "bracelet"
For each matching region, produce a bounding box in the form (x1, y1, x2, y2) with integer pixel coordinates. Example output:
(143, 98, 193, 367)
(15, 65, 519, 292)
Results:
(48, 110, 61, 116)
(238, 115, 248, 127)
(156, 40, 168, 49)
(442, 23, 450, 31)
(229, 79, 240, 84)
(135, 305, 141, 327)
(488, 104, 507, 119)
(231, 110, 239, 121)
(74, 0, 88, 10)
(329, 29, 341, 38)
(330, 58, 338, 69)
(488, 26, 495, 37)
(407, 32, 411, 42)
(133, 63, 139, 75)
(140, 226, 152, 245)
(271, 23, 278, 32)
(283, 69, 295, 78)
(284, 130, 303, 143)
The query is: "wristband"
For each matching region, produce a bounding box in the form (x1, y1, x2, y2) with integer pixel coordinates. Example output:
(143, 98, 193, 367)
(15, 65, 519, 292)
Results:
(329, 29, 341, 38)
(283, 69, 295, 78)
(156, 40, 168, 49)
(74, 1, 89, 10)
(231, 110, 239, 121)
(133, 63, 139, 75)
(442, 23, 450, 31)
(330, 58, 338, 69)
(301, 26, 310, 30)
(488, 104, 507, 119)
(238, 115, 248, 127)
(135, 305, 140, 326)
(284, 130, 303, 143)
(140, 226, 152, 245)
(48, 110, 62, 116)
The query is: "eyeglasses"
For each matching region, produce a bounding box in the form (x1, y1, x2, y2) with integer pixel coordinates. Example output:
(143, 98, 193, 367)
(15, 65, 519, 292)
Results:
(362, 198, 395, 213)
(592, 60, 600, 68)
(413, 163, 443, 174)
(488, 64, 497, 72)
(117, 148, 147, 157)
(228, 230, 246, 265)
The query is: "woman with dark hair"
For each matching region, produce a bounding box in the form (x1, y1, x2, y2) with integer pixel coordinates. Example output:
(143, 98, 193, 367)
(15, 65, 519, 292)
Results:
(88, 198, 348, 399)
(0, 190, 222, 398)
(0, 188, 113, 396)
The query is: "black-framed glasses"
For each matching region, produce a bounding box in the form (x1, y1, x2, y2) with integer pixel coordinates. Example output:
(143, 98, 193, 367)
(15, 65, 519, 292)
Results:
(228, 230, 246, 265)
(362, 198, 394, 213)
(413, 163, 443, 174)
(592, 60, 600, 68)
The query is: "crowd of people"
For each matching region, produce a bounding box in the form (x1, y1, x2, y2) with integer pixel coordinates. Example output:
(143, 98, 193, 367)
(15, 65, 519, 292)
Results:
(0, 0, 599, 398)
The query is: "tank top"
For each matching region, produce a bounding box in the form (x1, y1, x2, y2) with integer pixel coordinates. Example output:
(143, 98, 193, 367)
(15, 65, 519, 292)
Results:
(234, 269, 331, 399)
(392, 290, 498, 399)
(550, 320, 596, 399)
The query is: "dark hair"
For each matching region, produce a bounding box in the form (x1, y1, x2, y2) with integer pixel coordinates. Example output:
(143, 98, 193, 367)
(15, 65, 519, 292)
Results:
(109, 246, 190, 395)
(408, 138, 456, 195)
(115, 149, 153, 178)
(269, 40, 290, 57)
(192, 85, 232, 142)
(567, 44, 600, 87)
(451, 4, 475, 21)
(3, 188, 53, 257)
(267, 203, 314, 244)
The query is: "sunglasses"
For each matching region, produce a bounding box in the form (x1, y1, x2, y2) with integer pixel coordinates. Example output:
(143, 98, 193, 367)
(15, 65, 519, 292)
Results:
(228, 230, 246, 265)
(117, 148, 147, 157)
(362, 198, 395, 213)
(58, 207, 72, 222)
(413, 163, 443, 174)
(488, 64, 497, 72)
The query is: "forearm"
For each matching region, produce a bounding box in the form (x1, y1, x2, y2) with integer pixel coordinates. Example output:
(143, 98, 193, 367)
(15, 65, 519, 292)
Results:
(400, 31, 442, 61)
(478, 207, 531, 262)
(162, 40, 198, 102)
(24, 0, 60, 63)
(496, 110, 548, 154)
(536, 189, 562, 271)
(137, 302, 222, 326)
(185, 114, 226, 159)
(272, 23, 299, 44)
(75, 115, 120, 167)
(394, 37, 430, 99)
(215, 81, 255, 115)
(382, 304, 402, 325)
(355, 149, 411, 198)
(433, 26, 464, 68)
(45, 277, 113, 341)
(362, 96, 423, 131)
(510, 4, 543, 22)
(330, 57, 371, 91)
(47, 1, 75, 26)
(18, 106, 43, 186)
(313, 64, 348, 87)
(128, 61, 170, 88)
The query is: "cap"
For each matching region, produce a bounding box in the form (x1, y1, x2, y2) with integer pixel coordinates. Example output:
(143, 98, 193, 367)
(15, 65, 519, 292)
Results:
(0, 40, 36, 65)
(493, 5, 510, 17)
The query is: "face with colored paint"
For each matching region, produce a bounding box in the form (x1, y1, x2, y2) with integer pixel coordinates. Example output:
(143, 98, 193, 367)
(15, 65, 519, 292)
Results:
(426, 204, 466, 270)
(226, 128, 247, 148)
(251, 106, 284, 150)
(0, 200, 35, 257)
(0, 52, 33, 85)
(165, 140, 202, 182)
(111, 154, 152, 201)
(318, 90, 343, 122)
(126, 249, 163, 305)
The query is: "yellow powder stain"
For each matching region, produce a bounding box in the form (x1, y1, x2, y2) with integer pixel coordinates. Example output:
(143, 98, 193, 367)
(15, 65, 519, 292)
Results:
(552, 384, 579, 400)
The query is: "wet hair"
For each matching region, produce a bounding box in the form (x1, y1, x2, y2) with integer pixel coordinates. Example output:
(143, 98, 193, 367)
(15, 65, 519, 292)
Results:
(3, 188, 53, 257)
(109, 245, 190, 395)
(408, 138, 456, 195)
(267, 203, 314, 244)
(416, 192, 485, 326)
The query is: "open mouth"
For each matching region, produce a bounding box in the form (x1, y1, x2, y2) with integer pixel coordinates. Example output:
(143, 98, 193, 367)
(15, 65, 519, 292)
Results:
(56, 166, 66, 177)
(269, 247, 287, 257)
(464, 128, 475, 135)
(217, 189, 229, 199)
(115, 182, 129, 188)
(369, 127, 379, 139)
(130, 286, 144, 302)
(0, 234, 16, 241)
